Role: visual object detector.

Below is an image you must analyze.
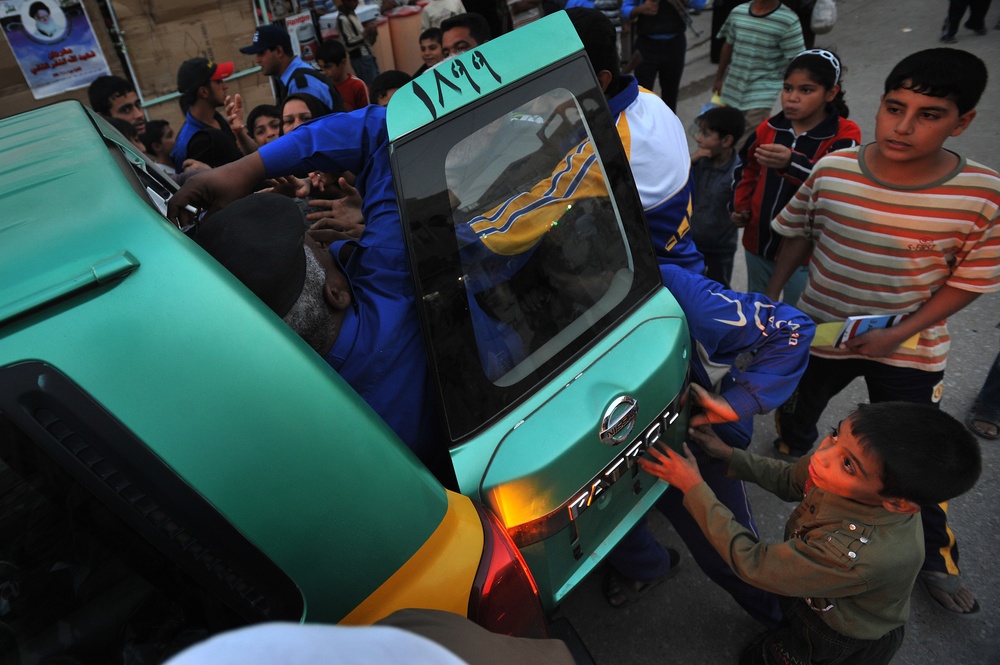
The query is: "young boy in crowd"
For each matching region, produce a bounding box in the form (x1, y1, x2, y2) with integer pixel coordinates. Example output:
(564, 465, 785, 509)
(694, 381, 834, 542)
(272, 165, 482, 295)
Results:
(713, 0, 804, 147)
(765, 48, 999, 616)
(317, 39, 370, 112)
(370, 70, 412, 106)
(246, 104, 282, 147)
(140, 119, 178, 175)
(639, 401, 981, 665)
(414, 27, 444, 76)
(337, 0, 380, 87)
(689, 105, 745, 288)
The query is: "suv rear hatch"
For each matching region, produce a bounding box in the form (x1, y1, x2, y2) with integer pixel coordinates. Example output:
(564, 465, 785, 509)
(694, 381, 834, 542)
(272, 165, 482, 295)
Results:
(387, 12, 692, 608)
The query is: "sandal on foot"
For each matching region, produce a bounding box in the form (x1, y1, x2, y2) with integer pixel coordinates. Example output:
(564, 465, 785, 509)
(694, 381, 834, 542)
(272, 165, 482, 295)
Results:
(965, 407, 1000, 440)
(918, 571, 981, 618)
(602, 549, 681, 609)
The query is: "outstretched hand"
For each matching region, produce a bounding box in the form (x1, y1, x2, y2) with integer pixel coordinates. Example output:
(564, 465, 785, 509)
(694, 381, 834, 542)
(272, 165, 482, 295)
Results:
(637, 442, 703, 494)
(688, 383, 738, 428)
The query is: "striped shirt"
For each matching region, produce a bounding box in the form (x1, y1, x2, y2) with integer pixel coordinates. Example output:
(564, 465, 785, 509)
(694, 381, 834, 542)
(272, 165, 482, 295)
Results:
(717, 2, 804, 110)
(771, 145, 1000, 371)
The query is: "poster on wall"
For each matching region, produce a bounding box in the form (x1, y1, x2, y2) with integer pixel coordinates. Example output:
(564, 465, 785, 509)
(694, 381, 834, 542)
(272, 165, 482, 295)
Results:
(1, 0, 111, 99)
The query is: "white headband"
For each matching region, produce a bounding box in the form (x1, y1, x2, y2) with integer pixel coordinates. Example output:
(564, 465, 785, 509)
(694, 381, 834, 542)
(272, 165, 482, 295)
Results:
(796, 48, 841, 84)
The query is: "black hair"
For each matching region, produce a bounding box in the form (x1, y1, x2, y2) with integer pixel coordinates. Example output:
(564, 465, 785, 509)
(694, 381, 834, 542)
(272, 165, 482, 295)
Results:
(247, 104, 281, 134)
(419, 27, 442, 43)
(281, 93, 332, 134)
(440, 13, 491, 46)
(785, 49, 850, 118)
(696, 106, 745, 143)
(28, 1, 49, 18)
(370, 70, 412, 102)
(107, 117, 138, 141)
(87, 75, 136, 115)
(850, 402, 981, 506)
(317, 39, 347, 65)
(884, 48, 987, 115)
(140, 119, 169, 153)
(566, 7, 620, 94)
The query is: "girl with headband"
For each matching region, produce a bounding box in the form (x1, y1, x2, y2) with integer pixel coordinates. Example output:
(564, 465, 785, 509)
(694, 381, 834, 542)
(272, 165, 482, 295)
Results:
(730, 49, 862, 307)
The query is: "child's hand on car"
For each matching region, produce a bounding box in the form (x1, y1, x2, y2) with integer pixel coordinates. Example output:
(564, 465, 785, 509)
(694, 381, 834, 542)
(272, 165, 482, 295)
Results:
(638, 443, 703, 493)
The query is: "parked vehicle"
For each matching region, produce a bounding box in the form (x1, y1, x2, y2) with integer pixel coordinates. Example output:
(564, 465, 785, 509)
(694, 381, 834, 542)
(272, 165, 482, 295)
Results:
(0, 12, 689, 663)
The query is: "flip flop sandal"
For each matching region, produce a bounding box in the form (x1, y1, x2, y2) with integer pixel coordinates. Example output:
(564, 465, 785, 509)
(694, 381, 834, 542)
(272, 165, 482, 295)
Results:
(965, 406, 1000, 440)
(918, 571, 981, 618)
(602, 548, 681, 609)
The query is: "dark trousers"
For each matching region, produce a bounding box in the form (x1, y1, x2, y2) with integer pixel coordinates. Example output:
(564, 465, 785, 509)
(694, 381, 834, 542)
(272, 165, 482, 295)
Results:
(633, 33, 687, 112)
(740, 598, 905, 665)
(608, 415, 783, 628)
(776, 355, 958, 574)
(703, 251, 736, 290)
(943, 0, 994, 36)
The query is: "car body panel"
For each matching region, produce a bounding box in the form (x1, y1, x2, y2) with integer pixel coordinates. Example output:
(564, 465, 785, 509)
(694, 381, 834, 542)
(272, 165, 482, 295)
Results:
(340, 491, 483, 625)
(0, 102, 478, 624)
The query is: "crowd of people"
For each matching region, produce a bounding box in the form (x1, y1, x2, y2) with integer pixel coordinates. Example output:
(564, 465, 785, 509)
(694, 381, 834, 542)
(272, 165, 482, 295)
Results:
(81, 2, 999, 663)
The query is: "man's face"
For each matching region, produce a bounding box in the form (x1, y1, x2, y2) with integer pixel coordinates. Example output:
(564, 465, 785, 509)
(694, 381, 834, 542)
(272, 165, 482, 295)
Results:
(108, 91, 145, 135)
(873, 87, 974, 169)
(256, 48, 282, 77)
(420, 39, 443, 67)
(442, 27, 477, 58)
(206, 78, 228, 107)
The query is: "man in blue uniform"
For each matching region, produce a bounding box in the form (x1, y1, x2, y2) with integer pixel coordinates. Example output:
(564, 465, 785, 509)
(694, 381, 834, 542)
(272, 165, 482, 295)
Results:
(240, 24, 341, 113)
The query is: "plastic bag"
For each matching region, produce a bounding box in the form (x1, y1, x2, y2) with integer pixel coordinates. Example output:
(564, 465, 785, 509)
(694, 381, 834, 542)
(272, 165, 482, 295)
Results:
(811, 0, 837, 34)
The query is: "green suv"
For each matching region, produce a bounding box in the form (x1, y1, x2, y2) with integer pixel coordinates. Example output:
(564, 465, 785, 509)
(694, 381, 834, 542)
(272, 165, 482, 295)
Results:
(0, 12, 689, 662)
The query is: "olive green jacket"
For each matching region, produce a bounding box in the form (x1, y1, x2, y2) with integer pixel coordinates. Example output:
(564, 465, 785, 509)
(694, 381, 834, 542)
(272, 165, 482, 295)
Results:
(683, 450, 923, 640)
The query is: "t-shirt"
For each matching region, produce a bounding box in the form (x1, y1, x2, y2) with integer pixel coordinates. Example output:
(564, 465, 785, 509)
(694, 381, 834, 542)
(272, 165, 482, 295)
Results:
(334, 74, 370, 112)
(508, 0, 541, 29)
(716, 1, 804, 110)
(771, 145, 1000, 371)
(421, 0, 466, 29)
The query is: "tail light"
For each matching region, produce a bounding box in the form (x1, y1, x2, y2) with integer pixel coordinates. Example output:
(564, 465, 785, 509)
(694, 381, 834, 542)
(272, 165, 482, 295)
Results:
(468, 502, 548, 638)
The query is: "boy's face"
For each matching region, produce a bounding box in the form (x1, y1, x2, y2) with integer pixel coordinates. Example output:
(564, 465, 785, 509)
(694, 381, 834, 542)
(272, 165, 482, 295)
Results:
(420, 38, 443, 67)
(874, 86, 975, 166)
(252, 115, 281, 146)
(156, 124, 176, 156)
(341, 0, 358, 10)
(808, 417, 888, 507)
(694, 123, 728, 158)
(318, 58, 345, 82)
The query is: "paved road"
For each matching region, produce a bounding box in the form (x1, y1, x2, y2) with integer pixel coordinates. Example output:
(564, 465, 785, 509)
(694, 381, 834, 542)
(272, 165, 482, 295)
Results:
(555, 1, 1000, 663)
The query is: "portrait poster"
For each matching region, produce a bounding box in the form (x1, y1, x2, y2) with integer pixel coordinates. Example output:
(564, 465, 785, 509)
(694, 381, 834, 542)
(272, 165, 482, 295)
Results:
(1, 0, 111, 99)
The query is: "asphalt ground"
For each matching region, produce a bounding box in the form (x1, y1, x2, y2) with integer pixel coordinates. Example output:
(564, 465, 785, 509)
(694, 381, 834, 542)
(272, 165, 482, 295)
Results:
(555, 1, 1000, 663)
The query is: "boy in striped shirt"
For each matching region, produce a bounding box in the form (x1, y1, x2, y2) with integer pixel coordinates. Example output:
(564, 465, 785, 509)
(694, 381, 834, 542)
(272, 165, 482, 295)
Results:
(765, 48, 999, 618)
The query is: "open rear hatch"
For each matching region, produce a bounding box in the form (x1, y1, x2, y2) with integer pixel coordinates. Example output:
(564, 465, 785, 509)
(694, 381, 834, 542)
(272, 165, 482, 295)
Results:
(388, 12, 691, 609)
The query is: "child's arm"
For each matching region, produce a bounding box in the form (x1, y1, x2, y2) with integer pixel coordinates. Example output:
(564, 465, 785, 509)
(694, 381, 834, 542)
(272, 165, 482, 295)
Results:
(730, 124, 762, 227)
(843, 285, 980, 358)
(712, 42, 732, 95)
(764, 236, 811, 301)
(782, 122, 862, 185)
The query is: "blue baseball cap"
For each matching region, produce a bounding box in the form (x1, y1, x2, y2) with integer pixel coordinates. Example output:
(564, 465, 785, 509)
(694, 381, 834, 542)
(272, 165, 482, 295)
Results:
(240, 24, 293, 54)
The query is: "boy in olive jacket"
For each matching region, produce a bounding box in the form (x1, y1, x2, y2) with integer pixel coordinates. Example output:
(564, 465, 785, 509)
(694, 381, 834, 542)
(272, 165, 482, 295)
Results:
(639, 401, 980, 665)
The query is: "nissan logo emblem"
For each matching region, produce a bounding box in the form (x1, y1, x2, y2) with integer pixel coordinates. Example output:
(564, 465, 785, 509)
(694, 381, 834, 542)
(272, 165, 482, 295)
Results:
(600, 395, 638, 445)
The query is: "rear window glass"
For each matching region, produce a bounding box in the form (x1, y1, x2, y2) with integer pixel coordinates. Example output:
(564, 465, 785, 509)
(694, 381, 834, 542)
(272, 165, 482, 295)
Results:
(393, 57, 661, 441)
